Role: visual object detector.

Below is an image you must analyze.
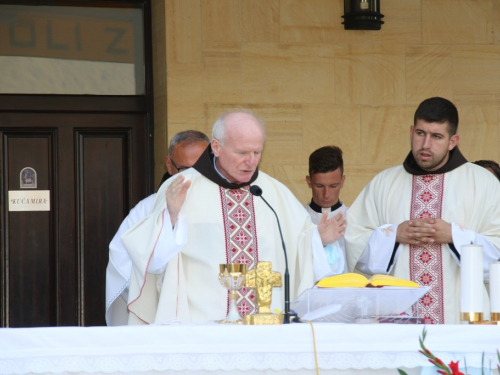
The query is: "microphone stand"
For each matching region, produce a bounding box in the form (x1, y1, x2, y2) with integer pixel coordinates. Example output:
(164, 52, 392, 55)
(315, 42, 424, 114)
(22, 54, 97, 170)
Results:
(257, 194, 298, 324)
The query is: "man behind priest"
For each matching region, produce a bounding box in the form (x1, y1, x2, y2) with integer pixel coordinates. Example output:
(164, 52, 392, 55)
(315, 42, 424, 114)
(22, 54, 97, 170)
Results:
(345, 97, 500, 324)
(106, 130, 210, 326)
(474, 159, 500, 182)
(121, 110, 343, 324)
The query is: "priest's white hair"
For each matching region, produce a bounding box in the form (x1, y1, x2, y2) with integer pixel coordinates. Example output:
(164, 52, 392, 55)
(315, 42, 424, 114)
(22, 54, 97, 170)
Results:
(212, 109, 265, 145)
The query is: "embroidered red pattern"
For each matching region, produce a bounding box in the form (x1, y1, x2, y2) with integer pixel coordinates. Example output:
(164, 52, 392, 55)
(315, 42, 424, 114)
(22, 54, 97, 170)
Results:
(409, 174, 445, 324)
(220, 186, 258, 316)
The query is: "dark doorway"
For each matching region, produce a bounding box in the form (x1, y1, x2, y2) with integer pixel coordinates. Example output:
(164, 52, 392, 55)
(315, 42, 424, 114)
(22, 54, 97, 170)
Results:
(0, 1, 154, 327)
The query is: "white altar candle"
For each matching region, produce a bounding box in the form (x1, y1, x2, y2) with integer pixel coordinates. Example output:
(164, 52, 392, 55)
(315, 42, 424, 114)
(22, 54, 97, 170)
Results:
(460, 245, 483, 319)
(489, 262, 500, 317)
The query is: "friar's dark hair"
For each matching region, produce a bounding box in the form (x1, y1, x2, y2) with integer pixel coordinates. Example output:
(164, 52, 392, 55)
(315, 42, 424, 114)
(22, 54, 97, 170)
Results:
(414, 97, 459, 135)
(474, 160, 500, 182)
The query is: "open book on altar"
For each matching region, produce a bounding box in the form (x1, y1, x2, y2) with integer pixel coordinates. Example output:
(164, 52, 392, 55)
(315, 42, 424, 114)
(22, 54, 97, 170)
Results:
(291, 274, 428, 323)
(316, 273, 419, 288)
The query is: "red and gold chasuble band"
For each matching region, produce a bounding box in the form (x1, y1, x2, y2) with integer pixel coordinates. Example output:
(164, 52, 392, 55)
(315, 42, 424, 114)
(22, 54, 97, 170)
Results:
(409, 174, 446, 324)
(219, 186, 258, 317)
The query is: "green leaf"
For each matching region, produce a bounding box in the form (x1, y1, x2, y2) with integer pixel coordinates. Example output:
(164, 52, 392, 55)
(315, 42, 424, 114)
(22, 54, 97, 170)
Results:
(421, 327, 427, 341)
(397, 369, 408, 375)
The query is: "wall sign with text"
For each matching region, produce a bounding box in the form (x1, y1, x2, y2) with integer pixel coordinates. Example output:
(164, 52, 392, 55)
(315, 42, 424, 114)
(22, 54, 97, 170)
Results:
(0, 7, 137, 63)
(9, 190, 50, 211)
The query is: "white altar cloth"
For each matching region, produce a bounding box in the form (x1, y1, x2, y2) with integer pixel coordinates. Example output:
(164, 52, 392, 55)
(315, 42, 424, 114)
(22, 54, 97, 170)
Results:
(0, 323, 499, 375)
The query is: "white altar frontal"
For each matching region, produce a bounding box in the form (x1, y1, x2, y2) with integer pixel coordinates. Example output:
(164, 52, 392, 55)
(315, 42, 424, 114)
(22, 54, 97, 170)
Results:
(1, 323, 499, 375)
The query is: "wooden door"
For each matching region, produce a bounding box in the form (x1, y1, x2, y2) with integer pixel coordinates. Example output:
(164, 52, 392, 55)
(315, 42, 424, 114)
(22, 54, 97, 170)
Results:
(0, 0, 154, 327)
(0, 110, 150, 327)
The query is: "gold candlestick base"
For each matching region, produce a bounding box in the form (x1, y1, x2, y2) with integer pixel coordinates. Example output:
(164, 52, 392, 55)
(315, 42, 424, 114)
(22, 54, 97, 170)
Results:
(243, 313, 284, 325)
(460, 312, 483, 323)
(491, 312, 500, 322)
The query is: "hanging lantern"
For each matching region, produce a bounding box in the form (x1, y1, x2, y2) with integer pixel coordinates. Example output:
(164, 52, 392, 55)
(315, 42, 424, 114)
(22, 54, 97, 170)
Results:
(342, 0, 384, 30)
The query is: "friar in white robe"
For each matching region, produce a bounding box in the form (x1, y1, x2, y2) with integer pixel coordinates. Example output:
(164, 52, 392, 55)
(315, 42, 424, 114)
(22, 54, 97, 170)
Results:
(345, 97, 500, 324)
(120, 112, 341, 324)
(105, 131, 209, 326)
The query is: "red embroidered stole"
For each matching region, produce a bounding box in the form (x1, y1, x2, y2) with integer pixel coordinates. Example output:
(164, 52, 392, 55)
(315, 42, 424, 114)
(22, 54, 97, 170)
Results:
(219, 186, 258, 317)
(409, 174, 445, 324)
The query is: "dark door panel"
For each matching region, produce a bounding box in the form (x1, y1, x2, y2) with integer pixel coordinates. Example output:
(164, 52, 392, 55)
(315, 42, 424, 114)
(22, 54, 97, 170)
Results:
(76, 129, 143, 327)
(5, 132, 56, 326)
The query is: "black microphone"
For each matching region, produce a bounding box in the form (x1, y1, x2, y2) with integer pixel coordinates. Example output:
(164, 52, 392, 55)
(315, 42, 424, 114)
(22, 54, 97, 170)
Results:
(249, 184, 296, 324)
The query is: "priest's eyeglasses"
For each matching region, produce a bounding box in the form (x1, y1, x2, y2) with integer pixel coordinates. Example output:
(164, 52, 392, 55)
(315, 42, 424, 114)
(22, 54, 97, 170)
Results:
(169, 157, 190, 172)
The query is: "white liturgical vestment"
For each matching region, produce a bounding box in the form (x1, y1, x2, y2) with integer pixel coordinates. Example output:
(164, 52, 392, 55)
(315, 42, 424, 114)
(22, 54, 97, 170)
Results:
(305, 201, 348, 274)
(346, 150, 500, 324)
(106, 194, 156, 326)
(121, 154, 331, 324)
(106, 172, 172, 326)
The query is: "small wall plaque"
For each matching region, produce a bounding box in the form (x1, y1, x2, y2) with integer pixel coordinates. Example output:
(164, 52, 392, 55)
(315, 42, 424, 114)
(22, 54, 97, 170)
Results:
(9, 190, 50, 211)
(20, 167, 37, 188)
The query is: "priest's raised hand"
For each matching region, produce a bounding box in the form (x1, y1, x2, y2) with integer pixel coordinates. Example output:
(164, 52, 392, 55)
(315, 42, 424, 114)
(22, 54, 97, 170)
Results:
(165, 174, 191, 226)
(317, 210, 346, 246)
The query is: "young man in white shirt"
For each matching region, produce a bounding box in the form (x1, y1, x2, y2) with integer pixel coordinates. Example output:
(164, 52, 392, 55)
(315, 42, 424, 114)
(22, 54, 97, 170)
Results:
(305, 145, 347, 275)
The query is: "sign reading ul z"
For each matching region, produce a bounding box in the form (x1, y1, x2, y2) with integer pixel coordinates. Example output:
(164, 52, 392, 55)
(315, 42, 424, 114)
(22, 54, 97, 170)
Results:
(1, 17, 135, 63)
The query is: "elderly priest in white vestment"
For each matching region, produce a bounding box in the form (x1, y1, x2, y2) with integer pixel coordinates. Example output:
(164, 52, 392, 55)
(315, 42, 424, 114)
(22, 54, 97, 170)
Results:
(345, 97, 500, 324)
(120, 111, 344, 324)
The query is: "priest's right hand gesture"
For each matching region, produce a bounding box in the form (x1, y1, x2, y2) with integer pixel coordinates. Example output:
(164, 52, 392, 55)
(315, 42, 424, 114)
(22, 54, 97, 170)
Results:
(317, 211, 346, 246)
(165, 175, 191, 226)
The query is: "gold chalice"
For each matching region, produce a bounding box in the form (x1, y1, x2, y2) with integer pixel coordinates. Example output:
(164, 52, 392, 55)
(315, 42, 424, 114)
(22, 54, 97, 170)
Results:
(218, 263, 247, 323)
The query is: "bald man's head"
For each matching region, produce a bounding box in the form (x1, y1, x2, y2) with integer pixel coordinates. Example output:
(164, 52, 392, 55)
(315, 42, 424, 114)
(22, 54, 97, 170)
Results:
(165, 130, 209, 175)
